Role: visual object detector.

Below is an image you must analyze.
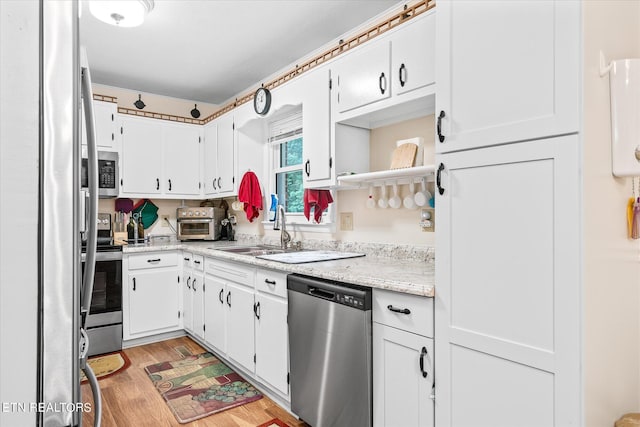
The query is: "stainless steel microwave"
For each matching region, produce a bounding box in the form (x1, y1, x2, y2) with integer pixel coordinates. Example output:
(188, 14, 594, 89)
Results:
(82, 151, 119, 198)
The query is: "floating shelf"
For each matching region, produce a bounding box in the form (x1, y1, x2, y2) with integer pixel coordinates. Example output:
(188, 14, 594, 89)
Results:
(337, 165, 435, 189)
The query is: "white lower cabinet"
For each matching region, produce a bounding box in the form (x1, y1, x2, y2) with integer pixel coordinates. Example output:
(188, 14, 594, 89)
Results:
(204, 274, 227, 354)
(123, 252, 181, 340)
(373, 324, 434, 427)
(182, 254, 193, 333)
(373, 289, 434, 427)
(225, 281, 255, 372)
(191, 269, 204, 340)
(254, 269, 289, 397)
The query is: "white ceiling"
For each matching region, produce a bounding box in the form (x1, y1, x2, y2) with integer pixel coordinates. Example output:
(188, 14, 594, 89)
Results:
(80, 0, 399, 105)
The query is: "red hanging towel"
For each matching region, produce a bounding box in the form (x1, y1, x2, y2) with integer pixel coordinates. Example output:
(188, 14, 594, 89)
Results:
(238, 171, 263, 222)
(304, 189, 334, 223)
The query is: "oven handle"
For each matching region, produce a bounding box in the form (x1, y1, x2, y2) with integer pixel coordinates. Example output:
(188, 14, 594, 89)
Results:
(81, 251, 123, 262)
(177, 218, 214, 223)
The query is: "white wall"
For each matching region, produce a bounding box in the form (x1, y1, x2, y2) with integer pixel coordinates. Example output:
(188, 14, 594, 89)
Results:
(583, 1, 640, 425)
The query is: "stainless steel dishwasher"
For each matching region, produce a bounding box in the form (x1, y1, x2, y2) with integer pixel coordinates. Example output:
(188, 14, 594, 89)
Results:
(288, 274, 372, 427)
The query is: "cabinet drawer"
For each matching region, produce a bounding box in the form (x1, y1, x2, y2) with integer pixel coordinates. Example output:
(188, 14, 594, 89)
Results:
(192, 254, 204, 271)
(204, 258, 255, 287)
(373, 289, 433, 338)
(182, 252, 193, 268)
(255, 269, 288, 298)
(128, 252, 178, 270)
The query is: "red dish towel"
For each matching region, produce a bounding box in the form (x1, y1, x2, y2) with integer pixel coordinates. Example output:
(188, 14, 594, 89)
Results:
(238, 171, 263, 222)
(304, 189, 333, 223)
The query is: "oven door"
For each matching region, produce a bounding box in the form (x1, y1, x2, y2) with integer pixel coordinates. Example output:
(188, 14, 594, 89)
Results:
(81, 251, 123, 355)
(178, 218, 215, 240)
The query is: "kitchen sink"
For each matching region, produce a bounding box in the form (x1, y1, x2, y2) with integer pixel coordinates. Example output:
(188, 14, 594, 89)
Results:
(211, 245, 297, 256)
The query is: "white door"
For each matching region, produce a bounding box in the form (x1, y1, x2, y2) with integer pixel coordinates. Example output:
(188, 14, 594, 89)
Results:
(203, 122, 218, 196)
(226, 281, 255, 373)
(216, 113, 235, 194)
(255, 294, 289, 396)
(373, 323, 433, 427)
(182, 267, 193, 333)
(391, 11, 436, 97)
(82, 100, 117, 150)
(302, 68, 332, 185)
(204, 274, 226, 354)
(128, 269, 180, 336)
(163, 123, 201, 196)
(434, 135, 581, 426)
(435, 0, 579, 153)
(120, 116, 163, 194)
(336, 39, 391, 113)
(191, 271, 204, 340)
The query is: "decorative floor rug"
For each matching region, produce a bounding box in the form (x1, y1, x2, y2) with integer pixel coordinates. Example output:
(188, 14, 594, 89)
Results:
(80, 351, 130, 383)
(256, 418, 290, 427)
(145, 351, 263, 424)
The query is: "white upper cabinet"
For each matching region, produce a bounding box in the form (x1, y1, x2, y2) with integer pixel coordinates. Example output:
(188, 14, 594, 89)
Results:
(203, 113, 235, 196)
(82, 100, 119, 151)
(302, 68, 332, 186)
(435, 0, 579, 152)
(120, 115, 202, 198)
(336, 39, 391, 113)
(120, 115, 163, 195)
(391, 11, 436, 97)
(163, 122, 201, 196)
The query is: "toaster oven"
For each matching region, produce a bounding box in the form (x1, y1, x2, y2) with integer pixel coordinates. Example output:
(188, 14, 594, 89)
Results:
(177, 207, 225, 241)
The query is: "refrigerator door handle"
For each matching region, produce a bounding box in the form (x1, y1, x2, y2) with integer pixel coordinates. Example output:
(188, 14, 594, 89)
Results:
(80, 65, 98, 326)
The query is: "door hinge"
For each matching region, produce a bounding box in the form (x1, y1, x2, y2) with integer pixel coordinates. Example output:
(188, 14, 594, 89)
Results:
(287, 372, 290, 384)
(111, 113, 114, 122)
(232, 122, 235, 130)
(199, 182, 201, 189)
(120, 126, 123, 134)
(199, 136, 201, 143)
(253, 354, 256, 364)
(178, 275, 180, 283)
(178, 311, 181, 319)
(120, 178, 123, 186)
(232, 176, 235, 184)
(203, 283, 206, 292)
(329, 79, 332, 90)
(329, 157, 333, 168)
(203, 324, 206, 331)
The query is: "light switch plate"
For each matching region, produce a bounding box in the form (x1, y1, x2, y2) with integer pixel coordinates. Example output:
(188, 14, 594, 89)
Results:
(340, 212, 354, 231)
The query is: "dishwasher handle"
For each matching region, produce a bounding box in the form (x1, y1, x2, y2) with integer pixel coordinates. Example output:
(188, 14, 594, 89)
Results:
(308, 287, 336, 301)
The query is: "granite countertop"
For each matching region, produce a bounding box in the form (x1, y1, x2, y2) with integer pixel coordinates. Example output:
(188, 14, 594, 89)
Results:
(123, 238, 434, 297)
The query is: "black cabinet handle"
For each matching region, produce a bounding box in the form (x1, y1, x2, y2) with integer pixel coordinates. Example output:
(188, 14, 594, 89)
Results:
(192, 279, 196, 292)
(132, 277, 136, 291)
(264, 279, 276, 285)
(217, 177, 221, 189)
(399, 63, 406, 87)
(304, 160, 310, 177)
(193, 260, 201, 265)
(156, 178, 160, 190)
(437, 163, 445, 196)
(184, 257, 190, 261)
(168, 179, 172, 191)
(187, 276, 191, 289)
(387, 304, 411, 315)
(437, 110, 445, 143)
(212, 179, 217, 190)
(379, 72, 386, 94)
(226, 291, 231, 307)
(147, 258, 161, 263)
(254, 301, 261, 319)
(219, 289, 224, 304)
(419, 346, 428, 378)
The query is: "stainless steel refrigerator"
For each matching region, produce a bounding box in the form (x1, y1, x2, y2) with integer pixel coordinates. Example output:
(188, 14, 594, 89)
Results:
(1, 1, 102, 426)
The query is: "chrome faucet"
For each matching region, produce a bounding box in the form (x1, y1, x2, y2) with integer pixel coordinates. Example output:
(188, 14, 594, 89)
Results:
(274, 204, 291, 250)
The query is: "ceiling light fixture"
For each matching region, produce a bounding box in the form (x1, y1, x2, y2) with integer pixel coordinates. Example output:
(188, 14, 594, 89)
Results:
(89, 0, 155, 28)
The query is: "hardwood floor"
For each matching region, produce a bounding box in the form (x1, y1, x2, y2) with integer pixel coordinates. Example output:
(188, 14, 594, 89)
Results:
(81, 337, 306, 427)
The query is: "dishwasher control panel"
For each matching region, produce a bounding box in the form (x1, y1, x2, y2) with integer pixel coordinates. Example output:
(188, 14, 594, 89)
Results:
(337, 293, 365, 309)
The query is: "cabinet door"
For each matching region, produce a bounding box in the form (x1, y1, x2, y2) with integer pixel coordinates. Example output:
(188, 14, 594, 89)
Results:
(373, 323, 433, 427)
(336, 39, 391, 113)
(216, 114, 235, 194)
(391, 11, 435, 97)
(120, 116, 163, 194)
(435, 135, 580, 426)
(255, 293, 289, 396)
(203, 122, 218, 196)
(435, 1, 579, 153)
(182, 268, 193, 333)
(226, 282, 255, 373)
(204, 274, 226, 354)
(163, 123, 201, 196)
(191, 271, 204, 340)
(82, 100, 117, 150)
(302, 68, 332, 185)
(128, 269, 180, 336)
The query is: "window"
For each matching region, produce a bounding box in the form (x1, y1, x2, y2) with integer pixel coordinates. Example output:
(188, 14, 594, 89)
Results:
(270, 113, 304, 215)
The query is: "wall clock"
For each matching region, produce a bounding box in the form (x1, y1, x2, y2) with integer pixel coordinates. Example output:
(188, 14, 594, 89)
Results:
(253, 87, 271, 116)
